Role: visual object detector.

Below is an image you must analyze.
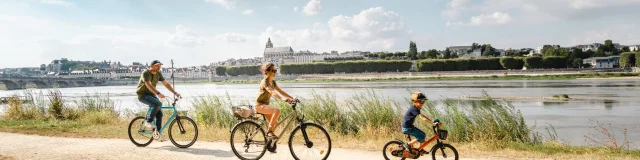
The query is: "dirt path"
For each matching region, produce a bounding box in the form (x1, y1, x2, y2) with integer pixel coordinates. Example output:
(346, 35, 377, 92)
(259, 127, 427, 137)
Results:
(0, 132, 486, 160)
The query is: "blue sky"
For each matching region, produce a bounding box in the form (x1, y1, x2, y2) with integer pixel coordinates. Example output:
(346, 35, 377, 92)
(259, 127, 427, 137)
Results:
(1, 0, 639, 68)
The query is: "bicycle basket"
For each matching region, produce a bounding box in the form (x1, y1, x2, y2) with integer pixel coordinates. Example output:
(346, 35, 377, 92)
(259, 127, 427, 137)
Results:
(438, 129, 448, 140)
(232, 105, 255, 118)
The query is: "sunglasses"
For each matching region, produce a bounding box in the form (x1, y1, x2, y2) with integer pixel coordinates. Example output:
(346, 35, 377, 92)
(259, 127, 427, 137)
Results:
(416, 99, 427, 104)
(269, 68, 278, 73)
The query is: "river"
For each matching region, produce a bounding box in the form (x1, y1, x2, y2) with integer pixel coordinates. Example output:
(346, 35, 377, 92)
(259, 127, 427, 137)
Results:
(1, 79, 639, 148)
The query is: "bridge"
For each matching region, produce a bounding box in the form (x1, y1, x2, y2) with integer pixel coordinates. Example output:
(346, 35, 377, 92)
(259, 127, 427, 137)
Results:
(0, 77, 107, 90)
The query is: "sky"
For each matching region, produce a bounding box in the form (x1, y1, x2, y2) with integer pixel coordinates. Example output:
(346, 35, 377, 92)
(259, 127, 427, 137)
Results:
(1, 0, 639, 68)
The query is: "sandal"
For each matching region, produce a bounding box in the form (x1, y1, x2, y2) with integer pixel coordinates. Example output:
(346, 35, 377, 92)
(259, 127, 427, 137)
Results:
(267, 131, 279, 140)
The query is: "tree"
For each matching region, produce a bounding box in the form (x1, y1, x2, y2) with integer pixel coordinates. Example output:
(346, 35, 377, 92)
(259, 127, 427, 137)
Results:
(571, 58, 583, 68)
(426, 49, 439, 59)
(481, 44, 499, 57)
(379, 52, 387, 59)
(408, 41, 418, 60)
(622, 46, 631, 52)
(443, 48, 451, 59)
(418, 51, 428, 59)
(215, 66, 227, 76)
(585, 50, 595, 58)
(40, 64, 46, 71)
(594, 46, 606, 57)
(471, 42, 479, 50)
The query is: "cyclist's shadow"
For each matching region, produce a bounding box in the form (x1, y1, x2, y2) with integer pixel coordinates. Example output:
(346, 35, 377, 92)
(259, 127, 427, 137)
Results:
(152, 146, 235, 158)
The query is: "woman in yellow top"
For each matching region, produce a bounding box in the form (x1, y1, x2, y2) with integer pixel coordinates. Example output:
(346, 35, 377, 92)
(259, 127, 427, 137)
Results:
(256, 62, 294, 140)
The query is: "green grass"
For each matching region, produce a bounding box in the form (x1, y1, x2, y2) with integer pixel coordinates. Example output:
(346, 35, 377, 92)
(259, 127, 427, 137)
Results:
(1, 89, 638, 159)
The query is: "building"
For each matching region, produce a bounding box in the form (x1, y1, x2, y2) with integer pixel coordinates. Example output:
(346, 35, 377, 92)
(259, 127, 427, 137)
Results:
(628, 45, 640, 52)
(447, 46, 472, 55)
(262, 38, 359, 64)
(263, 38, 294, 63)
(575, 43, 604, 52)
(583, 56, 620, 68)
(461, 49, 481, 58)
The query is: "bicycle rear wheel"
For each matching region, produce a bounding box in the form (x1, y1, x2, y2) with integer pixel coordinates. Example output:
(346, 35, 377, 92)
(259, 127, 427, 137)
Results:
(382, 140, 406, 160)
(128, 116, 153, 147)
(288, 123, 331, 160)
(230, 121, 267, 160)
(168, 116, 198, 148)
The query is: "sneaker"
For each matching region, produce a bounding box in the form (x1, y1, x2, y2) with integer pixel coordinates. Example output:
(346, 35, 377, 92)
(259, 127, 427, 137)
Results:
(267, 131, 279, 140)
(153, 131, 168, 142)
(157, 134, 168, 142)
(144, 122, 156, 130)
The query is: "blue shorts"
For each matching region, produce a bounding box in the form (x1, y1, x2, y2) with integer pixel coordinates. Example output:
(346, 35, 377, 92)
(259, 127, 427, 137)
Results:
(402, 127, 426, 142)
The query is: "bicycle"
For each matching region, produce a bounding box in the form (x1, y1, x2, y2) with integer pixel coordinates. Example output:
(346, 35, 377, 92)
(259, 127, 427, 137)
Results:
(127, 96, 199, 148)
(382, 119, 458, 160)
(229, 98, 332, 160)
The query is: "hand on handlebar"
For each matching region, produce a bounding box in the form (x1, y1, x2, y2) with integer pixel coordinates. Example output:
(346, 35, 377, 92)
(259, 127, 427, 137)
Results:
(174, 92, 182, 99)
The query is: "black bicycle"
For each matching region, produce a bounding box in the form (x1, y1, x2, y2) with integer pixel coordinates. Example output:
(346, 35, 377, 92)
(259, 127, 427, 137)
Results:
(229, 98, 332, 160)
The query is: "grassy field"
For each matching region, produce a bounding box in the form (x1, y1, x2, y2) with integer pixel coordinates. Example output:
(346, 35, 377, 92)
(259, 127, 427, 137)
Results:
(0, 90, 638, 159)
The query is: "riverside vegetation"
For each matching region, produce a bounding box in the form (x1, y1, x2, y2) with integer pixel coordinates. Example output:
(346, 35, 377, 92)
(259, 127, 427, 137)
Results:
(0, 90, 638, 159)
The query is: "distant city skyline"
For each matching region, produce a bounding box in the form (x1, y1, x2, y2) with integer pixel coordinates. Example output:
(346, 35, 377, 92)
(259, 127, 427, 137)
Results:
(1, 0, 639, 68)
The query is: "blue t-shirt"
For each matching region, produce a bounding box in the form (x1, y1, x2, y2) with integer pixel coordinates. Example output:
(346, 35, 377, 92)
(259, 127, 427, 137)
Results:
(402, 106, 421, 128)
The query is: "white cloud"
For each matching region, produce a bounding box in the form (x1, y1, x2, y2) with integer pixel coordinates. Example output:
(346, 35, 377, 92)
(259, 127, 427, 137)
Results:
(303, 0, 321, 16)
(166, 25, 205, 47)
(570, 24, 640, 45)
(261, 7, 410, 52)
(204, 0, 236, 10)
(215, 33, 252, 43)
(448, 12, 512, 27)
(441, 9, 460, 20)
(449, 0, 469, 9)
(293, 7, 299, 12)
(40, 0, 74, 7)
(570, 0, 601, 9)
(241, 10, 253, 15)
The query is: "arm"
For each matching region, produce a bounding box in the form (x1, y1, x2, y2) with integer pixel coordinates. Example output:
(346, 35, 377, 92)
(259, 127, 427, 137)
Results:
(265, 86, 287, 101)
(418, 114, 432, 122)
(144, 81, 160, 95)
(161, 80, 177, 95)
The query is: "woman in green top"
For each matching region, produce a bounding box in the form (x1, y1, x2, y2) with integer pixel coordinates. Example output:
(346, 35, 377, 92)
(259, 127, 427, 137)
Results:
(256, 62, 294, 140)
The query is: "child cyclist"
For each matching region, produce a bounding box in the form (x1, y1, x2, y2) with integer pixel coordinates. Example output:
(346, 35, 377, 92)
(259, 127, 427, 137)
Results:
(402, 92, 440, 153)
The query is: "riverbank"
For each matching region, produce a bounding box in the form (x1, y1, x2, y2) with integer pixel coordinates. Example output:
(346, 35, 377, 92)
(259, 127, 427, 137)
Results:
(205, 72, 640, 84)
(1, 90, 638, 159)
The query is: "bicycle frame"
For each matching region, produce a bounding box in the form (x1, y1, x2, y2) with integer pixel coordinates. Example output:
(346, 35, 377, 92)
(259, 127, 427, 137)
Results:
(138, 98, 183, 134)
(405, 125, 442, 151)
(255, 102, 305, 144)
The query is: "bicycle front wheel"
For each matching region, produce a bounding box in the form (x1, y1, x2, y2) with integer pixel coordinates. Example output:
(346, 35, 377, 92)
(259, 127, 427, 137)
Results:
(288, 123, 331, 160)
(231, 121, 267, 160)
(431, 143, 459, 160)
(128, 116, 153, 147)
(169, 116, 198, 148)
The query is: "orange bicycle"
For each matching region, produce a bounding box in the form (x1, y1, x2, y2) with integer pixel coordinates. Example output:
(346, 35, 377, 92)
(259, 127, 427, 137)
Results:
(382, 119, 458, 160)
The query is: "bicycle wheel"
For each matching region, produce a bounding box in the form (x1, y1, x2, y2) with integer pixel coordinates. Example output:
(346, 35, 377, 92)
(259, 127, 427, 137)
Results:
(128, 116, 153, 147)
(168, 116, 198, 148)
(382, 140, 406, 160)
(431, 143, 459, 160)
(230, 121, 267, 160)
(288, 123, 331, 160)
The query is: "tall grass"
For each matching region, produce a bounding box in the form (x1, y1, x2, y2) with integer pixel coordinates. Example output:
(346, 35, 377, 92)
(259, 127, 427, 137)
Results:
(188, 89, 538, 145)
(191, 93, 237, 128)
(420, 91, 531, 145)
(1, 90, 120, 124)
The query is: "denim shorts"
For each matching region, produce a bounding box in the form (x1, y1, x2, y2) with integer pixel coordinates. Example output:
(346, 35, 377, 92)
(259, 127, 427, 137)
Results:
(402, 127, 426, 142)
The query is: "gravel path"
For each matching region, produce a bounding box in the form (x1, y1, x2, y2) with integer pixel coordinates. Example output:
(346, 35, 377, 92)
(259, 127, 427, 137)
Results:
(0, 132, 486, 160)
